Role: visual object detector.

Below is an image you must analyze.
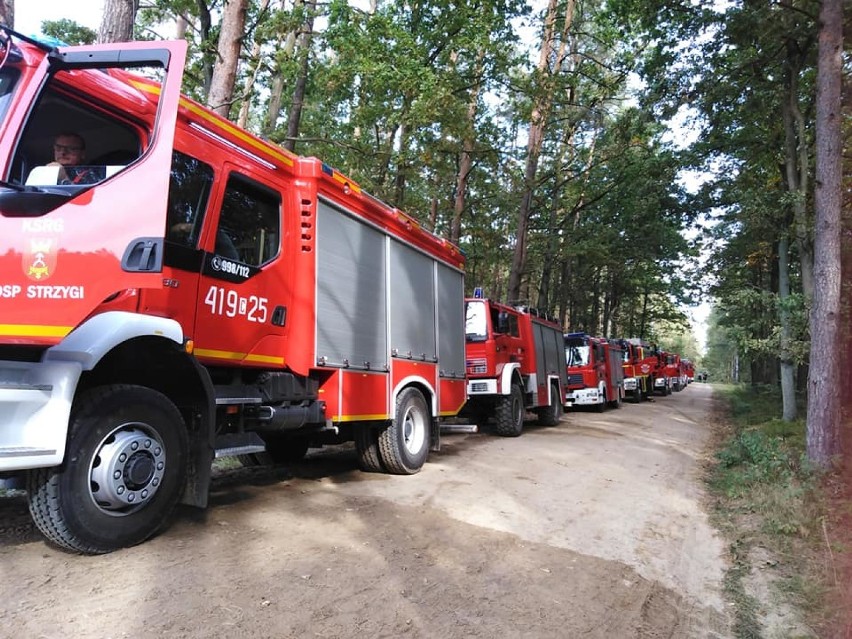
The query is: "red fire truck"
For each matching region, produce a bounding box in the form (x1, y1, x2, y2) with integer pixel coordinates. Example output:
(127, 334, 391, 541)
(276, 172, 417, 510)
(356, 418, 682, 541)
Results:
(617, 338, 650, 402)
(564, 333, 625, 410)
(654, 350, 675, 395)
(463, 297, 567, 436)
(683, 359, 695, 383)
(0, 33, 467, 553)
(663, 352, 685, 392)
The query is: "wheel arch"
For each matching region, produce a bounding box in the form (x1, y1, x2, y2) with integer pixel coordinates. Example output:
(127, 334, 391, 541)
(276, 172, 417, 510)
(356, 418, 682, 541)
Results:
(496, 362, 522, 395)
(391, 376, 435, 419)
(47, 313, 215, 509)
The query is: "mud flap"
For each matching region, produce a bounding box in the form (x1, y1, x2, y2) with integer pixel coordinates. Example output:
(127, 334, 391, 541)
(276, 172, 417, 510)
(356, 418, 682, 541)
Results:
(180, 355, 217, 509)
(430, 417, 441, 452)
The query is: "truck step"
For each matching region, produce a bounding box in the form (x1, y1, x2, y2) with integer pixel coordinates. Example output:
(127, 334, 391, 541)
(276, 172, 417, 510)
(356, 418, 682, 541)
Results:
(213, 432, 267, 458)
(440, 423, 479, 434)
(0, 445, 57, 458)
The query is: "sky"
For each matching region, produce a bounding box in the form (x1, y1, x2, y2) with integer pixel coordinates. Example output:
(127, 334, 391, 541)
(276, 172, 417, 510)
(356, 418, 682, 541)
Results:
(16, 0, 104, 37)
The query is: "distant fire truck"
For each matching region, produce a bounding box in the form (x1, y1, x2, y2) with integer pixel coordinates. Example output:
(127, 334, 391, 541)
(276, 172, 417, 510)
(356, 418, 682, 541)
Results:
(463, 296, 567, 436)
(0, 32, 466, 552)
(617, 338, 653, 402)
(564, 333, 625, 410)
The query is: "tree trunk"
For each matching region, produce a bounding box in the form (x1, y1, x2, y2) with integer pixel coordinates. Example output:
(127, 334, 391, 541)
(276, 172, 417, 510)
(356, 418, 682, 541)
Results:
(237, 0, 272, 129)
(283, 1, 316, 153)
(263, 0, 298, 138)
(450, 49, 485, 246)
(208, 0, 249, 118)
(507, 0, 562, 301)
(782, 38, 814, 300)
(0, 0, 13, 28)
(197, 0, 214, 102)
(806, 0, 843, 467)
(97, 0, 138, 43)
(778, 235, 797, 420)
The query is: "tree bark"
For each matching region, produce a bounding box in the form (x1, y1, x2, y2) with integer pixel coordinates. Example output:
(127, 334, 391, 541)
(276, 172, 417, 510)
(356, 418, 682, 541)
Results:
(0, 0, 13, 29)
(97, 0, 138, 44)
(806, 0, 843, 467)
(208, 0, 249, 118)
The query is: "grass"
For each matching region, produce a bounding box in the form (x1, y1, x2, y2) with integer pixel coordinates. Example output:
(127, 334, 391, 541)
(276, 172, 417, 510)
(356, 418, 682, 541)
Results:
(706, 384, 831, 637)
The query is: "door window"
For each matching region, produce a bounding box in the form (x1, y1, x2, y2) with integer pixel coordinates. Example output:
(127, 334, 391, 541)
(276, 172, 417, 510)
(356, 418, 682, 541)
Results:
(215, 173, 280, 266)
(166, 151, 214, 248)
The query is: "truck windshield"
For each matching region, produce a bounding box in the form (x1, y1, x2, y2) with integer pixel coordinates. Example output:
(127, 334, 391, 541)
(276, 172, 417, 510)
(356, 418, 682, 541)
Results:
(566, 344, 590, 367)
(465, 301, 487, 342)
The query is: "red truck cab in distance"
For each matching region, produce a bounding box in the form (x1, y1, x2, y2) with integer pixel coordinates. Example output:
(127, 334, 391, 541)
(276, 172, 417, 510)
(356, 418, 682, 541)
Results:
(464, 297, 567, 436)
(563, 333, 625, 410)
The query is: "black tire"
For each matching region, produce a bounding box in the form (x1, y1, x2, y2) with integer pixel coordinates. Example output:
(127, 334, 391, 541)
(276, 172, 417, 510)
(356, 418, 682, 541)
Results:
(596, 389, 606, 412)
(378, 387, 430, 474)
(536, 383, 563, 426)
(632, 388, 642, 403)
(494, 383, 524, 437)
(355, 426, 384, 473)
(608, 389, 623, 409)
(28, 384, 188, 554)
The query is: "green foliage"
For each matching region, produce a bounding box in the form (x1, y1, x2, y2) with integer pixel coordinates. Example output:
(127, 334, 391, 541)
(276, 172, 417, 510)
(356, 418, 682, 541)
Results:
(40, 19, 96, 45)
(711, 386, 820, 538)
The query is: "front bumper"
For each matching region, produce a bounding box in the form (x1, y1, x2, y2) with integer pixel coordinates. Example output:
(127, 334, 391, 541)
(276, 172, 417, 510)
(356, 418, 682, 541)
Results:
(566, 387, 603, 405)
(0, 359, 81, 472)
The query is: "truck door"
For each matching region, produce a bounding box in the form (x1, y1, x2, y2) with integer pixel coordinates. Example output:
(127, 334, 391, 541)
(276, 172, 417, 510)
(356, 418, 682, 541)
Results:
(191, 165, 288, 367)
(0, 41, 187, 339)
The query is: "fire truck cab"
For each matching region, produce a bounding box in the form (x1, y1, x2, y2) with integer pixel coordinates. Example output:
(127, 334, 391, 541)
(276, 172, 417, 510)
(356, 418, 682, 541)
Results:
(564, 333, 625, 410)
(463, 297, 567, 437)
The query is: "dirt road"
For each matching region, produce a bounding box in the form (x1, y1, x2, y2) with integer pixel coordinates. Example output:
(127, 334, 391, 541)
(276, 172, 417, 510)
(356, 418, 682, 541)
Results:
(0, 383, 732, 638)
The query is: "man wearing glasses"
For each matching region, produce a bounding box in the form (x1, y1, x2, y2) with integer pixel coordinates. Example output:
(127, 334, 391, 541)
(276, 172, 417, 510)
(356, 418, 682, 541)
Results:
(48, 132, 101, 185)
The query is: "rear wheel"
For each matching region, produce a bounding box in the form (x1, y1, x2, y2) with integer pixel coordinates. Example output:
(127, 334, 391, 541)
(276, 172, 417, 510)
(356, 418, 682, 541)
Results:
(378, 387, 430, 474)
(494, 383, 524, 437)
(28, 385, 187, 554)
(536, 383, 563, 426)
(355, 426, 384, 473)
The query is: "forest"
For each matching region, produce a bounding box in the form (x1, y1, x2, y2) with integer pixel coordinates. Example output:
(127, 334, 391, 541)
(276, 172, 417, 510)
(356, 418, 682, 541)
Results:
(2, 0, 846, 462)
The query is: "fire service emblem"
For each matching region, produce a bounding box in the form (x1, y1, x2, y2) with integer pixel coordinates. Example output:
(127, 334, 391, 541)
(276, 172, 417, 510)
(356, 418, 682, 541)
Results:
(24, 239, 56, 281)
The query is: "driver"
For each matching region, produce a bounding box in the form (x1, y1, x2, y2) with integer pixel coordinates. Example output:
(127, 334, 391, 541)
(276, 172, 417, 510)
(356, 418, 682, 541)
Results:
(48, 132, 100, 184)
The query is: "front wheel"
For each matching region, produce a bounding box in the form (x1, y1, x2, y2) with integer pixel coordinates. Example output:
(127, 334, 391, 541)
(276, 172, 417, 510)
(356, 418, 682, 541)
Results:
(28, 384, 188, 554)
(378, 387, 430, 474)
(494, 383, 524, 437)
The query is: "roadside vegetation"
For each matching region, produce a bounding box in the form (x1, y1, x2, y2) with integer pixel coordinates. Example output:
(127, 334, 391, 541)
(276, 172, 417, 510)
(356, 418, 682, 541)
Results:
(708, 384, 849, 638)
